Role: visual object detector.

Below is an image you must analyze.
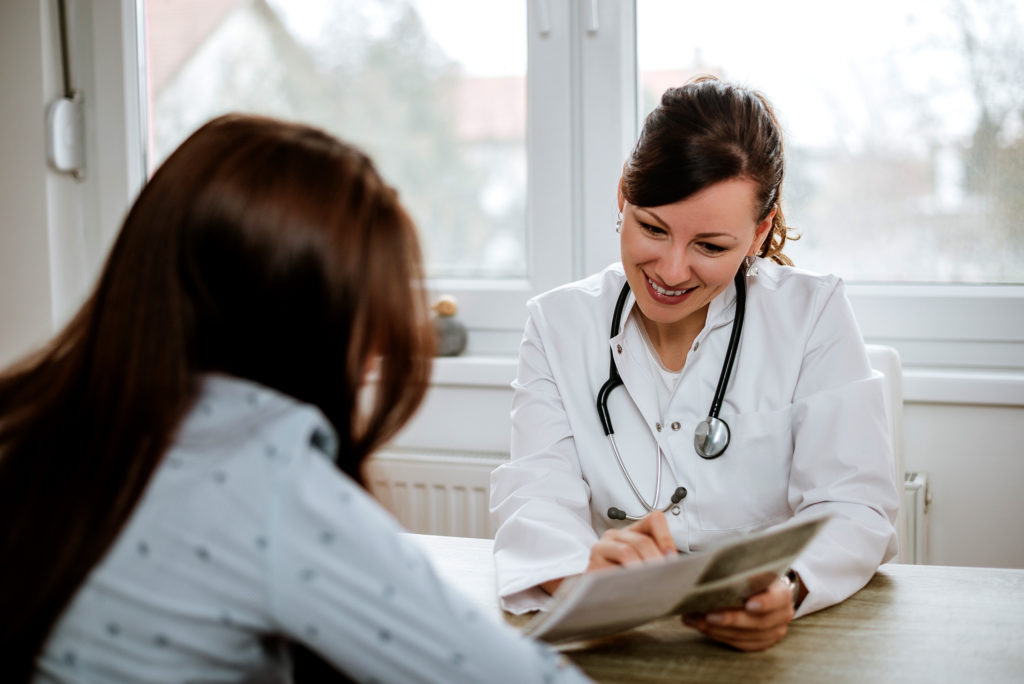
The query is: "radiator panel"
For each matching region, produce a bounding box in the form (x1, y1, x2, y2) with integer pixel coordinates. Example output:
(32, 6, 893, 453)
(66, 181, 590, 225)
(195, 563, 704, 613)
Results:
(366, 453, 500, 539)
(902, 471, 930, 564)
(369, 453, 931, 565)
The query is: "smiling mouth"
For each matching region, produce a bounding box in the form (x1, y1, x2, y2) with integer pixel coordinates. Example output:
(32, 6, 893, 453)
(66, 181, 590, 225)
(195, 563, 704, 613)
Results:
(648, 277, 694, 297)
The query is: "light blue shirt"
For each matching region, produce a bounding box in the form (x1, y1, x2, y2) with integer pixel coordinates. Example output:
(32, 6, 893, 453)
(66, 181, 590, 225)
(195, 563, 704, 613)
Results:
(36, 374, 589, 683)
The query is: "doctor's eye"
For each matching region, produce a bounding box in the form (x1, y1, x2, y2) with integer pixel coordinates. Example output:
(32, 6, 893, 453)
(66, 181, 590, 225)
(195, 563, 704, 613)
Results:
(639, 222, 668, 237)
(697, 242, 728, 254)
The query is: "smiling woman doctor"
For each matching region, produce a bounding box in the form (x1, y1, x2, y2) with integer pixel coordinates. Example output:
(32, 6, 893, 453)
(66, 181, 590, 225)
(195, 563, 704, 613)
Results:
(490, 77, 900, 651)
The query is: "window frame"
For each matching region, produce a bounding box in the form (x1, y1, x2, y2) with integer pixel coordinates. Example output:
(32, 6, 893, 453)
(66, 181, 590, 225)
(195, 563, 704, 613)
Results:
(81, 0, 1024, 397)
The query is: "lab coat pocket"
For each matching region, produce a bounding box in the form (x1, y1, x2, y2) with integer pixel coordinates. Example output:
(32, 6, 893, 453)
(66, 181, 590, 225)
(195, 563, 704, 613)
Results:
(693, 405, 794, 532)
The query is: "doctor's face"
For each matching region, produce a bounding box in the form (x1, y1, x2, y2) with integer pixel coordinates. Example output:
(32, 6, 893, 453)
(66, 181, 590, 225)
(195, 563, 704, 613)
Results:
(619, 177, 771, 334)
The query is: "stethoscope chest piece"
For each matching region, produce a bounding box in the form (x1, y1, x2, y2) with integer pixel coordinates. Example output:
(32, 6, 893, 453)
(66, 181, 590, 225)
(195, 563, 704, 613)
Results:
(694, 416, 730, 459)
(599, 267, 746, 520)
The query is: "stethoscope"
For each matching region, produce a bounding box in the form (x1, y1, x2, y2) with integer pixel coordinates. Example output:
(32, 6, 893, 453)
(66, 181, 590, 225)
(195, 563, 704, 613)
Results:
(597, 266, 747, 522)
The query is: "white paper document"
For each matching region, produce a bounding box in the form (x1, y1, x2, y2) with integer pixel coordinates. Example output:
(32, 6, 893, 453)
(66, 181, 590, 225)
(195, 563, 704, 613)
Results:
(523, 514, 831, 644)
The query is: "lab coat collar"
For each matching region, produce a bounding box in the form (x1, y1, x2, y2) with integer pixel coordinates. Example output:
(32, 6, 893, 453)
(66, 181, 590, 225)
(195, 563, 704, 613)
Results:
(704, 277, 740, 334)
(606, 289, 658, 441)
(602, 275, 744, 490)
(611, 277, 740, 349)
(606, 314, 684, 486)
(605, 277, 740, 430)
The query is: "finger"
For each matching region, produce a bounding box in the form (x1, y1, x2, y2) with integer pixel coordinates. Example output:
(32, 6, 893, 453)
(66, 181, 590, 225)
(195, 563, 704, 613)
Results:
(613, 528, 670, 561)
(701, 618, 790, 647)
(589, 534, 665, 569)
(744, 577, 795, 613)
(588, 539, 643, 570)
(681, 615, 790, 651)
(588, 526, 674, 572)
(630, 510, 677, 556)
(597, 530, 666, 565)
(698, 602, 794, 631)
(703, 625, 789, 652)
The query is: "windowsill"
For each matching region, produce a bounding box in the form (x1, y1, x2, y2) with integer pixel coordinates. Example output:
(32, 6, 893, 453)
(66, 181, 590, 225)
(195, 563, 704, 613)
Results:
(429, 355, 1024, 407)
(430, 355, 518, 388)
(902, 367, 1024, 407)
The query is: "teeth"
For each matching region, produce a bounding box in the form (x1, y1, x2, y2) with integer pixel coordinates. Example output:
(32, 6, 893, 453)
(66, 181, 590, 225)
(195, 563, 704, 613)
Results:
(649, 278, 690, 297)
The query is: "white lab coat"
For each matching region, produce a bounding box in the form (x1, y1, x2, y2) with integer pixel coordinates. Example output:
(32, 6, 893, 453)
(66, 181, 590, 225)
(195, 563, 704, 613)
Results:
(490, 259, 899, 617)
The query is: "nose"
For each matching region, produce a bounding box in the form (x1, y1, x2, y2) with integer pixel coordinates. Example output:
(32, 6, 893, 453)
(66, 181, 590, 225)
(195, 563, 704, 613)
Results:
(656, 244, 691, 287)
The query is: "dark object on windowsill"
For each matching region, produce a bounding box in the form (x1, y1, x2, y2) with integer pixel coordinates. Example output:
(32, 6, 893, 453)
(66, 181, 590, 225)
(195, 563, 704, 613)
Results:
(291, 641, 357, 682)
(433, 295, 467, 357)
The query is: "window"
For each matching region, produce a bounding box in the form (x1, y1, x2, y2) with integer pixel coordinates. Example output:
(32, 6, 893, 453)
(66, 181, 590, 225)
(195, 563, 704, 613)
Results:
(143, 0, 584, 352)
(637, 0, 1024, 284)
(83, 0, 1022, 376)
(147, 0, 528, 280)
(635, 0, 1024, 373)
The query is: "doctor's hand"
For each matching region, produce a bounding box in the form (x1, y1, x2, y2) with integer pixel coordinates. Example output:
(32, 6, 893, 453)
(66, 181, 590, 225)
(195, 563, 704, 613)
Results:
(681, 575, 798, 651)
(586, 510, 678, 572)
(539, 512, 677, 595)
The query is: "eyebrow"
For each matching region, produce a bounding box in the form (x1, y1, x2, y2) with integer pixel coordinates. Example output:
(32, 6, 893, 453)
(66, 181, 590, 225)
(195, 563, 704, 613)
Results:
(636, 207, 740, 240)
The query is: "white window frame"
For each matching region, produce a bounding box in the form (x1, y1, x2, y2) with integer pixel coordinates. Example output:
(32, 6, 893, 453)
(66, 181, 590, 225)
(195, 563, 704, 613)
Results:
(424, 0, 637, 355)
(74, 0, 1024, 408)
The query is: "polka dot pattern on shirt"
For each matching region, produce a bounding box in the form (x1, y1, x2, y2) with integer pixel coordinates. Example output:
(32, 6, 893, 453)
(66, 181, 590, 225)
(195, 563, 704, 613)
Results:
(34, 375, 591, 684)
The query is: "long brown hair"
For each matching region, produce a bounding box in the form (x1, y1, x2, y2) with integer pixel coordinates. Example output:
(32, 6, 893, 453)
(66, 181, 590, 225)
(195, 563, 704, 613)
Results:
(0, 114, 434, 678)
(622, 76, 796, 264)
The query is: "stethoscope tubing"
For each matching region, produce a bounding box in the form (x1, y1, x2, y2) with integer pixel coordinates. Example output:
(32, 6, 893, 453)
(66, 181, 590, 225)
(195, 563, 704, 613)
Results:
(606, 433, 662, 515)
(710, 269, 746, 418)
(597, 267, 747, 520)
(595, 276, 631, 437)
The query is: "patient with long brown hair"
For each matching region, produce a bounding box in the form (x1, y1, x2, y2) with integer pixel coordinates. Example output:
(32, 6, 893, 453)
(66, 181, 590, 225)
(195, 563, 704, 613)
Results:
(0, 114, 589, 684)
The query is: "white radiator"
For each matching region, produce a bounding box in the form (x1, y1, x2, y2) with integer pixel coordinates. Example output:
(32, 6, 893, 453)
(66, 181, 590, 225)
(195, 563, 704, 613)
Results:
(366, 452, 502, 539)
(902, 471, 930, 564)
(369, 453, 931, 564)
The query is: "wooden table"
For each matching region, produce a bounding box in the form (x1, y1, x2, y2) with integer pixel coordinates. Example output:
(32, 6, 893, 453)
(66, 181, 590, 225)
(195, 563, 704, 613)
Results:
(409, 534, 1024, 683)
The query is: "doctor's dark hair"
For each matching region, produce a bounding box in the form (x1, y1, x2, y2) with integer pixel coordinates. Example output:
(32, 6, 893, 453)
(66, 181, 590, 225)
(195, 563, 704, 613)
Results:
(0, 114, 434, 678)
(622, 76, 795, 265)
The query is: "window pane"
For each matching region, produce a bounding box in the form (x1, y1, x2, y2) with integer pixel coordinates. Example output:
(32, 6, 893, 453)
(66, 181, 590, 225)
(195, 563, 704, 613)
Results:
(637, 0, 1024, 284)
(145, 0, 527, 279)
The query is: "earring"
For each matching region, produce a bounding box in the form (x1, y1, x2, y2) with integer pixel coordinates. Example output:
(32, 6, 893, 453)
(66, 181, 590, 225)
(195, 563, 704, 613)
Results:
(744, 255, 759, 276)
(615, 212, 623, 233)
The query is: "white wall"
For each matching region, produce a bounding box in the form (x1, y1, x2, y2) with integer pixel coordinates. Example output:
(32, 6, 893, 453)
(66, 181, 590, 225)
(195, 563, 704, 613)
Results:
(904, 401, 1024, 568)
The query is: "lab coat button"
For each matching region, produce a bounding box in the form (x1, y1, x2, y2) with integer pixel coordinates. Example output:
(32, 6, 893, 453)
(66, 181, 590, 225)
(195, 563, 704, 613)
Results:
(655, 422, 662, 432)
(671, 421, 681, 431)
(616, 344, 622, 353)
(693, 341, 700, 351)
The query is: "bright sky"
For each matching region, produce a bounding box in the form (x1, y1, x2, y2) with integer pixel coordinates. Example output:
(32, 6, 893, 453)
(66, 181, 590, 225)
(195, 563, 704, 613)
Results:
(268, 0, 526, 75)
(412, 0, 526, 75)
(267, 0, 1009, 151)
(634, 0, 975, 150)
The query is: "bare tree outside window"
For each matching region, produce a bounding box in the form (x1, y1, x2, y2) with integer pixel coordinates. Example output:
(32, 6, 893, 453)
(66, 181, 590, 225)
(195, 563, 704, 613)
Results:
(146, 0, 527, 279)
(638, 0, 1024, 284)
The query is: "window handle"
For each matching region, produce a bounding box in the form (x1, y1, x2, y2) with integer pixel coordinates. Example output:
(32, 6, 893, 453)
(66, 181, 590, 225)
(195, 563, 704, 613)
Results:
(585, 0, 599, 34)
(535, 0, 551, 36)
